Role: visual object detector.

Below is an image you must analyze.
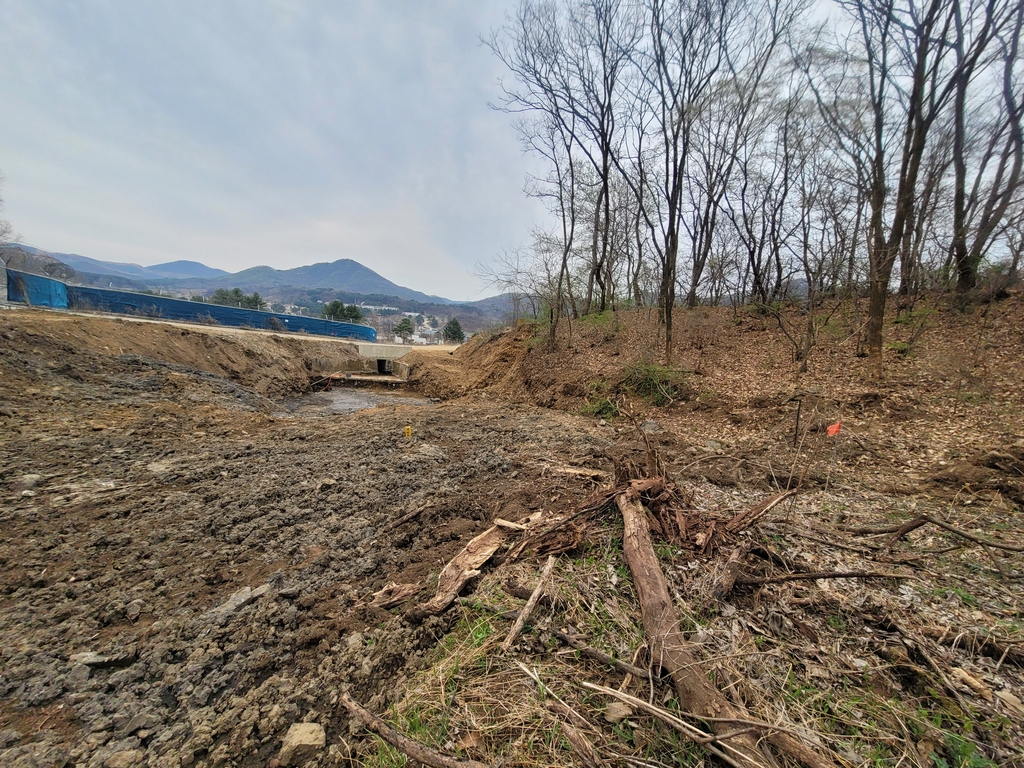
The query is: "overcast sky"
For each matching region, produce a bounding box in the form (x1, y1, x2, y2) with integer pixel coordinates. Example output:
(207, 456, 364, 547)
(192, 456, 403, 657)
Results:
(0, 1, 545, 301)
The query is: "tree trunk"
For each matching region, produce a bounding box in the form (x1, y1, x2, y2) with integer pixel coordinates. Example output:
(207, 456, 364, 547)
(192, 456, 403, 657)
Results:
(616, 490, 835, 768)
(616, 492, 766, 768)
(584, 187, 605, 315)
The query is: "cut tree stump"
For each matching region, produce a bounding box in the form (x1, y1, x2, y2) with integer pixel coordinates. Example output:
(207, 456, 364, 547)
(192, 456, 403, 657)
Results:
(710, 540, 752, 601)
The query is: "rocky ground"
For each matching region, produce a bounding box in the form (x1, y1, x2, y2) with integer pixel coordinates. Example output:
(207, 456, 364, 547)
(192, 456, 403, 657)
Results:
(0, 310, 611, 767)
(2, 301, 1023, 768)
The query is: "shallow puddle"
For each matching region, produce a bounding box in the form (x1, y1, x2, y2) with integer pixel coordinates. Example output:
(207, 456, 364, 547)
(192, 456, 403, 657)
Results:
(277, 386, 431, 416)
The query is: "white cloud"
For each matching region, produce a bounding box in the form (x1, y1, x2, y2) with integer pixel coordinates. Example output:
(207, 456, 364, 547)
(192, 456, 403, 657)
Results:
(0, 0, 540, 300)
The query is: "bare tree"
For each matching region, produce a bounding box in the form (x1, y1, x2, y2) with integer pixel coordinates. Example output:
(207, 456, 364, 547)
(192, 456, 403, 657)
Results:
(522, 114, 582, 344)
(682, 0, 807, 308)
(489, 0, 641, 316)
(950, 0, 1024, 291)
(632, 0, 736, 359)
(801, 0, 1005, 377)
(0, 172, 15, 246)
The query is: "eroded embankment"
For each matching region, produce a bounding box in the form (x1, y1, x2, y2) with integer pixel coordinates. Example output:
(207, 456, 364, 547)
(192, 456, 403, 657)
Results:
(0, 310, 362, 398)
(0, 309, 612, 767)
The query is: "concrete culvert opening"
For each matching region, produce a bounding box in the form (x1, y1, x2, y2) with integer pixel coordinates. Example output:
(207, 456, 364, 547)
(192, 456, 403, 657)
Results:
(376, 359, 391, 374)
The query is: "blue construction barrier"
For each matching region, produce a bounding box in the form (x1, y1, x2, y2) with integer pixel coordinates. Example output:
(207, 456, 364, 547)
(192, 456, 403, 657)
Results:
(5, 269, 377, 341)
(6, 269, 69, 308)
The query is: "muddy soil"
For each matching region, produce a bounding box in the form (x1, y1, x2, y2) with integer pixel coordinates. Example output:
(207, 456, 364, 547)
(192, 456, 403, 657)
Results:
(0, 311, 612, 767)
(278, 388, 433, 417)
(3, 304, 1023, 768)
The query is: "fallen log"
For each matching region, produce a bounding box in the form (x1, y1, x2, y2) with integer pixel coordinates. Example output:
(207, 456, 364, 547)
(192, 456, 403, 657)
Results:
(340, 692, 491, 768)
(726, 489, 797, 533)
(616, 490, 836, 768)
(501, 555, 556, 651)
(405, 524, 508, 623)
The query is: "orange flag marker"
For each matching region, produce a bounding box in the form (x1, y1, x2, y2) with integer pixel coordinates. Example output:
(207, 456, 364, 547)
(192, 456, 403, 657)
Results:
(827, 422, 842, 437)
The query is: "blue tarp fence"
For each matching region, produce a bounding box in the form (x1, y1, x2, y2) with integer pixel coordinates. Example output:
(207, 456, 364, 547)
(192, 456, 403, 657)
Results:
(6, 269, 69, 308)
(5, 269, 377, 342)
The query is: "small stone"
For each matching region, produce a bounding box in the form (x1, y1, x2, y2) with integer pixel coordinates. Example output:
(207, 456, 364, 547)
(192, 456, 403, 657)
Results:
(70, 652, 109, 667)
(123, 713, 160, 735)
(278, 723, 325, 766)
(14, 474, 42, 490)
(604, 701, 632, 724)
(105, 749, 144, 768)
(68, 664, 91, 684)
(640, 420, 662, 433)
(252, 583, 271, 599)
(205, 587, 250, 618)
(0, 729, 22, 748)
(89, 717, 114, 734)
(277, 586, 300, 599)
(125, 600, 144, 622)
(84, 732, 111, 749)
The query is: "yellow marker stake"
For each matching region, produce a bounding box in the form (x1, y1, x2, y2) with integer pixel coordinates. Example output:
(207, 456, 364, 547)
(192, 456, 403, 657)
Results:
(404, 425, 412, 439)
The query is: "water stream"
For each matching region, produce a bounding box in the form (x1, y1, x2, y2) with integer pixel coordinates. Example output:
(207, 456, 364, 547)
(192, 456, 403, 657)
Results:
(276, 387, 432, 417)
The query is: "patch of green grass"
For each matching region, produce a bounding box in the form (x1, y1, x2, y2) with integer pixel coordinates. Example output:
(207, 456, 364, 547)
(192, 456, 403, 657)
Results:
(933, 734, 999, 768)
(577, 309, 617, 328)
(893, 306, 935, 327)
(581, 379, 619, 418)
(365, 737, 407, 767)
(621, 362, 689, 406)
(578, 309, 621, 340)
(468, 617, 495, 647)
(886, 340, 916, 357)
(948, 586, 979, 607)
(827, 615, 848, 631)
(581, 397, 618, 418)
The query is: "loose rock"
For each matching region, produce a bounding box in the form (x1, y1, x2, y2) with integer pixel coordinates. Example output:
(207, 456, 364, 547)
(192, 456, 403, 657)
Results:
(278, 723, 326, 766)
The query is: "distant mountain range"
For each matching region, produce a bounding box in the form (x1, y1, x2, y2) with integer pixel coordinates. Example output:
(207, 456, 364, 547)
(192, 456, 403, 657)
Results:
(12, 245, 229, 281)
(1, 245, 514, 317)
(161, 259, 455, 305)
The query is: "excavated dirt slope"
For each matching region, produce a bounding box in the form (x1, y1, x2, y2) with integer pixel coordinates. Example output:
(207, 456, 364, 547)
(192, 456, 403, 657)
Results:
(2, 300, 1024, 768)
(0, 310, 612, 767)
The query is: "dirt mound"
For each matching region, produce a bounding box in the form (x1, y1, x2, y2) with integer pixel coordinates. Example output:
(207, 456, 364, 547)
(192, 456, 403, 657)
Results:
(0, 309, 613, 767)
(409, 297, 1024, 495)
(404, 325, 535, 400)
(0, 310, 361, 397)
